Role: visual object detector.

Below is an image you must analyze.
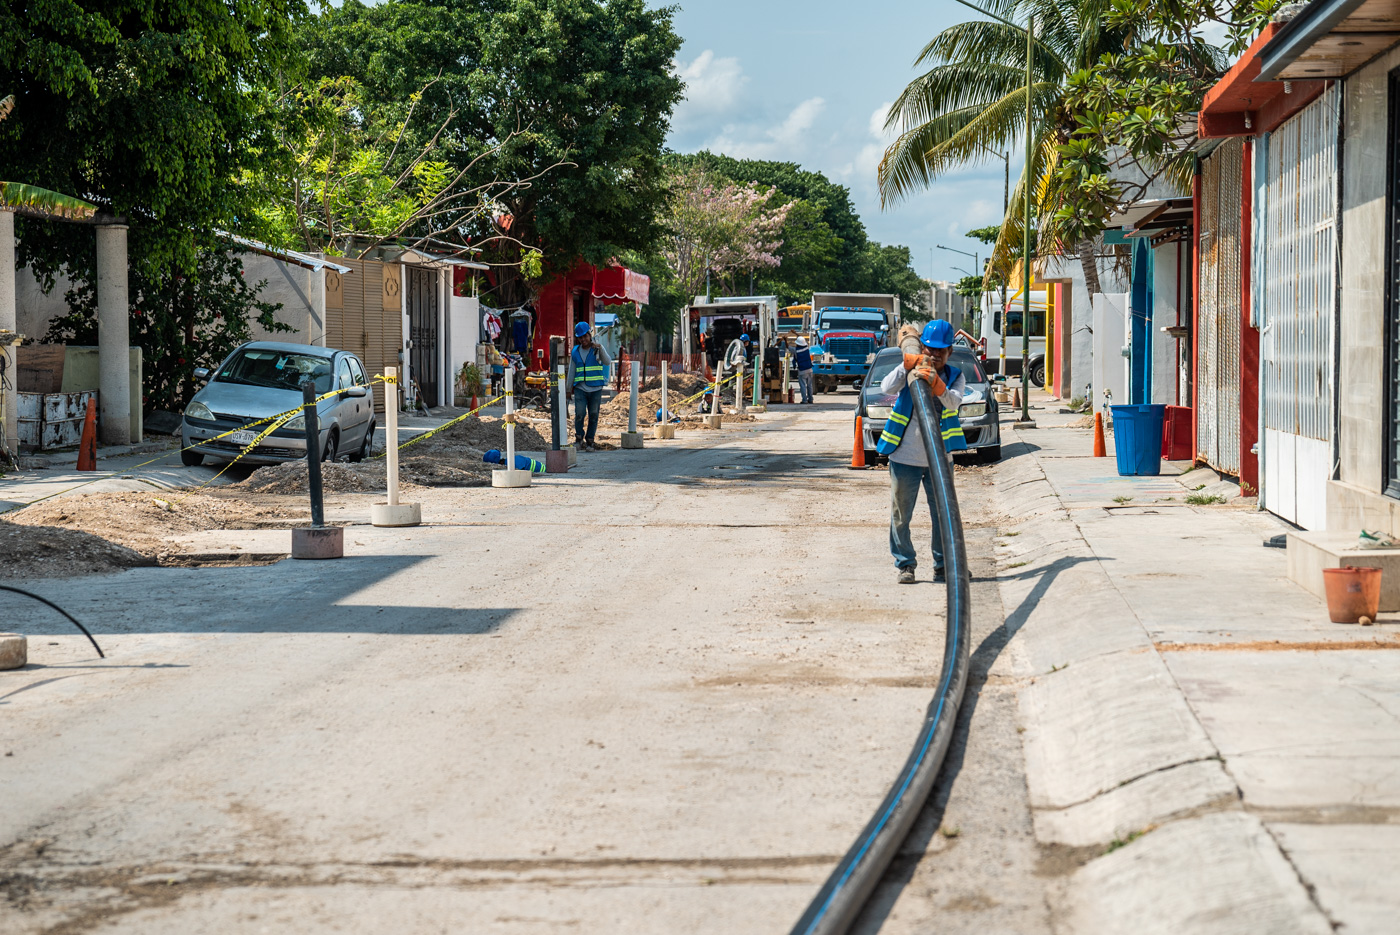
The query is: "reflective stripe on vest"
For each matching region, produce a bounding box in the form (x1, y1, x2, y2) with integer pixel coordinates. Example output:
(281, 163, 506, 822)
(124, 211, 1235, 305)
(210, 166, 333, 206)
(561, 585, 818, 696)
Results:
(874, 365, 968, 455)
(572, 346, 605, 389)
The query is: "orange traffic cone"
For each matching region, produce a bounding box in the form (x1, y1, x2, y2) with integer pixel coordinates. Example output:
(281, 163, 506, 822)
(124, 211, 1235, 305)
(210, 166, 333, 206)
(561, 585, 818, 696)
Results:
(1013, 385, 1022, 410)
(1092, 412, 1107, 458)
(470, 392, 478, 412)
(849, 416, 866, 469)
(76, 397, 98, 471)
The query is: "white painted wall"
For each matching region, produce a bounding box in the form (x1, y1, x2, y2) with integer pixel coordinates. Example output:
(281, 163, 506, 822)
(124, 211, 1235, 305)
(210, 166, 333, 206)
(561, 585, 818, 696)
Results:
(449, 294, 480, 402)
(242, 254, 326, 346)
(1151, 241, 1189, 406)
(1093, 292, 1129, 416)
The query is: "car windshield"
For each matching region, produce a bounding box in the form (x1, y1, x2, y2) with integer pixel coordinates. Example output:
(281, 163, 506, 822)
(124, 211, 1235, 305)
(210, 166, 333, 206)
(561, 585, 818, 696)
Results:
(863, 348, 987, 405)
(820, 316, 885, 332)
(215, 348, 335, 393)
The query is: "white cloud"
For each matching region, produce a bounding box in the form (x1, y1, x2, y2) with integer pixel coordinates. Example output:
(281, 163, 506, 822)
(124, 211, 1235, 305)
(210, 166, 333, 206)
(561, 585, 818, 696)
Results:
(706, 97, 826, 160)
(673, 50, 747, 130)
(868, 102, 894, 141)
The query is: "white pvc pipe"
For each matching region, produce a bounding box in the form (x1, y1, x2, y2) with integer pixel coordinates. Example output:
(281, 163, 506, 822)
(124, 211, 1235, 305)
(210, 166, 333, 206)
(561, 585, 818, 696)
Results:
(661, 367, 668, 423)
(628, 360, 639, 433)
(385, 366, 400, 507)
(505, 365, 517, 467)
(556, 363, 566, 445)
(736, 359, 746, 413)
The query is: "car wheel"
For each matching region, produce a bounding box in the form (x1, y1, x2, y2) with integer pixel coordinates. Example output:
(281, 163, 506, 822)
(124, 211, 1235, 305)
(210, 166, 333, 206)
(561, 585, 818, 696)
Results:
(1029, 360, 1046, 388)
(322, 429, 339, 463)
(181, 447, 204, 467)
(349, 420, 375, 463)
(978, 444, 1002, 464)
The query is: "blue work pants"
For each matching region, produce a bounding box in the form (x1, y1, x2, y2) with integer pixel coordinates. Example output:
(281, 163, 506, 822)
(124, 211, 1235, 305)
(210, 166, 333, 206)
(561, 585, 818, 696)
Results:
(889, 460, 944, 571)
(797, 369, 814, 403)
(573, 386, 602, 444)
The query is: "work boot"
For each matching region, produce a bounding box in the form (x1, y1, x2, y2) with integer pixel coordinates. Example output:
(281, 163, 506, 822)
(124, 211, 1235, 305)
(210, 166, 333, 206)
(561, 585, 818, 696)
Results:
(898, 567, 916, 585)
(933, 567, 946, 583)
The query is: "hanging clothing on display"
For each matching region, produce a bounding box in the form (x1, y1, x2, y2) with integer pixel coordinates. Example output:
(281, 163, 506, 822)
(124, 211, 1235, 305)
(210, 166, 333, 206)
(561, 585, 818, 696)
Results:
(510, 308, 533, 354)
(482, 308, 503, 342)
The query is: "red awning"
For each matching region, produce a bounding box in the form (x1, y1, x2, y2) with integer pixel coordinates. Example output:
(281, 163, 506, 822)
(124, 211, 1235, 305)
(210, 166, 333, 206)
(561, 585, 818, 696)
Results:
(592, 265, 649, 306)
(1198, 23, 1327, 139)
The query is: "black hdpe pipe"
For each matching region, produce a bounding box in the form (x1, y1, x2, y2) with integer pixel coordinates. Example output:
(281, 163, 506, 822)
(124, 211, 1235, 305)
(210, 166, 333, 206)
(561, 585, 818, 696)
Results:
(0, 584, 105, 658)
(789, 376, 972, 935)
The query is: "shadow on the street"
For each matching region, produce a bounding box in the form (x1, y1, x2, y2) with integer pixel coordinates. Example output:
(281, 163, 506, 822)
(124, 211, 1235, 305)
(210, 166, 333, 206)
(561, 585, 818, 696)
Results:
(2, 555, 521, 638)
(852, 552, 1100, 932)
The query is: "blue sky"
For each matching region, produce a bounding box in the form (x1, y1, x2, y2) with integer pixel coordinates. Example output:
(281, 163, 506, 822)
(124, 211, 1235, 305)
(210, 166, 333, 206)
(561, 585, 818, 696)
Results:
(666, 0, 1019, 286)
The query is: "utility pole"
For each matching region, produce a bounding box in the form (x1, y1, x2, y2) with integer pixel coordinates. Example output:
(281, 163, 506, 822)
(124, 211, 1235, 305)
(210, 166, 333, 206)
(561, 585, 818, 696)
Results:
(1018, 12, 1035, 427)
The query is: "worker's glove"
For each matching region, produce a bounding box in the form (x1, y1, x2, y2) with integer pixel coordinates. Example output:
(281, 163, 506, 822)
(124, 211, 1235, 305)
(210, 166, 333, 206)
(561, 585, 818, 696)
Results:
(902, 353, 923, 371)
(913, 360, 947, 396)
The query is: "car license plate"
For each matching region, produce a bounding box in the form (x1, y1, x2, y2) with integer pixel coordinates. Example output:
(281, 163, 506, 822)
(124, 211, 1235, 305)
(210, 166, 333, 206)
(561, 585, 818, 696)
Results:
(229, 430, 256, 446)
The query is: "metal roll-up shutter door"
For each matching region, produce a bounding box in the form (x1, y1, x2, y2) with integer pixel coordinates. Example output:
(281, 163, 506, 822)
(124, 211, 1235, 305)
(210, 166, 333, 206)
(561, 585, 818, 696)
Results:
(1260, 84, 1337, 529)
(1216, 139, 1244, 477)
(1196, 138, 1244, 476)
(1197, 148, 1221, 467)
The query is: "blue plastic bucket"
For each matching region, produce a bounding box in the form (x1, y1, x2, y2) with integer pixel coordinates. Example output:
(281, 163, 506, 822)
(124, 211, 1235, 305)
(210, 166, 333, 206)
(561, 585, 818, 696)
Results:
(1110, 404, 1166, 476)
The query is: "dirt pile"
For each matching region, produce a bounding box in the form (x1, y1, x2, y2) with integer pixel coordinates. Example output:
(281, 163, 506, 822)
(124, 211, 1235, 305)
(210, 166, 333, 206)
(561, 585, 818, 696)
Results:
(1, 491, 307, 576)
(243, 461, 384, 494)
(639, 372, 711, 396)
(0, 521, 153, 579)
(408, 415, 549, 454)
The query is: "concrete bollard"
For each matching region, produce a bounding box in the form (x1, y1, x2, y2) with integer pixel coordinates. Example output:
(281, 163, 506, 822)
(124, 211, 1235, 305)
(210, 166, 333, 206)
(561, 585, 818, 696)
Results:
(0, 632, 27, 670)
(736, 360, 746, 414)
(621, 360, 643, 449)
(492, 366, 533, 488)
(654, 368, 676, 439)
(372, 366, 423, 527)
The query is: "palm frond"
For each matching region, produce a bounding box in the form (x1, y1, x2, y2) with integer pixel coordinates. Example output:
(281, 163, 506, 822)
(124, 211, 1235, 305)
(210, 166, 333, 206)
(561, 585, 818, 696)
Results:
(0, 182, 98, 220)
(879, 87, 1032, 206)
(986, 132, 1058, 280)
(0, 95, 14, 122)
(886, 62, 1031, 133)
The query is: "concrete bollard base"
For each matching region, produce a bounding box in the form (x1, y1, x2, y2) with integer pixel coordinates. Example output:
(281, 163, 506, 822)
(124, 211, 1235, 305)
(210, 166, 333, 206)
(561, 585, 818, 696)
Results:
(545, 450, 569, 473)
(491, 468, 533, 488)
(292, 526, 344, 560)
(620, 432, 644, 449)
(371, 502, 422, 527)
(704, 415, 722, 429)
(0, 633, 28, 670)
(653, 424, 677, 440)
(564, 445, 578, 467)
(749, 404, 767, 413)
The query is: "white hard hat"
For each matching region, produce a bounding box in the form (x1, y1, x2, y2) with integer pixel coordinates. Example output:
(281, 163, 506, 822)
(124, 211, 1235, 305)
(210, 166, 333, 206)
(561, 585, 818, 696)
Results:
(795, 338, 808, 348)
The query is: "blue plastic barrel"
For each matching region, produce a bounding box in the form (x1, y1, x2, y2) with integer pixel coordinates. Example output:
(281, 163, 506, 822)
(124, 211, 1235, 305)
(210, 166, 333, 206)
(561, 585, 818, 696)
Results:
(1109, 404, 1166, 476)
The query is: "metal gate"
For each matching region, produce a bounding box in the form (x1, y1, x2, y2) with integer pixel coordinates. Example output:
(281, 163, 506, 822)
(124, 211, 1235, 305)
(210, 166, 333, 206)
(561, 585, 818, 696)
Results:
(1196, 138, 1244, 476)
(1259, 85, 1338, 530)
(407, 266, 439, 407)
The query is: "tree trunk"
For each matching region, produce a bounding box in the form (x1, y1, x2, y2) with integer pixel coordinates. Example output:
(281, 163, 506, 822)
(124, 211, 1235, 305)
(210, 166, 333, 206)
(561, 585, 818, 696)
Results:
(1077, 238, 1102, 297)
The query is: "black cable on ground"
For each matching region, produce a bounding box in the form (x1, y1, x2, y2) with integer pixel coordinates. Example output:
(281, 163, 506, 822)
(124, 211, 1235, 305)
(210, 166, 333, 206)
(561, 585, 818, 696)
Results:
(0, 585, 105, 658)
(789, 377, 973, 935)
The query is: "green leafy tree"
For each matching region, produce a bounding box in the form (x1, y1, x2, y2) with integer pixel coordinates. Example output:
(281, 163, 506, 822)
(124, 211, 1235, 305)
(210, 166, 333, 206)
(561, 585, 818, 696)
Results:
(0, 0, 304, 407)
(46, 250, 289, 412)
(297, 0, 684, 306)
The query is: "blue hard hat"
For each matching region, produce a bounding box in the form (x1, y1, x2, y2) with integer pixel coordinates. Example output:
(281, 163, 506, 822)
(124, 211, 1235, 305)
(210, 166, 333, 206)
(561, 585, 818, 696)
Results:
(575, 321, 591, 338)
(740, 333, 751, 342)
(921, 319, 955, 349)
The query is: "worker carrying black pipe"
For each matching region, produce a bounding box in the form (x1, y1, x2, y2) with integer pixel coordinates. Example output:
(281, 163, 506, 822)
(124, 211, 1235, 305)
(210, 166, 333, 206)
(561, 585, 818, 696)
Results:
(876, 318, 968, 584)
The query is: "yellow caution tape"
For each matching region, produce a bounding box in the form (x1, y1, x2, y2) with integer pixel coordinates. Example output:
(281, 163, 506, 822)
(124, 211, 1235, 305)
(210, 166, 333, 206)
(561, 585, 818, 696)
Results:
(376, 394, 506, 458)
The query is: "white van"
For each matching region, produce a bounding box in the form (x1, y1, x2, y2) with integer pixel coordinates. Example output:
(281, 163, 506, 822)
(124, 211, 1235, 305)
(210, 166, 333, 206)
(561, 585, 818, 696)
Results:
(980, 290, 1048, 387)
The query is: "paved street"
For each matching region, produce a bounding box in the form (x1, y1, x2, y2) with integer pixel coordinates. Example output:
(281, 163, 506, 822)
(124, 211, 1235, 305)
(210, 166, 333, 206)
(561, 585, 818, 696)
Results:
(5, 397, 1400, 934)
(1, 400, 1029, 934)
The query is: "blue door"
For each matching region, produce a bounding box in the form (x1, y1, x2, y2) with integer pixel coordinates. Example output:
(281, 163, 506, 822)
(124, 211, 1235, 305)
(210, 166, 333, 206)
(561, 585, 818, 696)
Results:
(1129, 238, 1154, 404)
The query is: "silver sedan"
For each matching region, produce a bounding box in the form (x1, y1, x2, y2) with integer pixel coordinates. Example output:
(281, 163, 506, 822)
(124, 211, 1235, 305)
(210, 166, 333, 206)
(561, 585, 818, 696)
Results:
(181, 342, 376, 467)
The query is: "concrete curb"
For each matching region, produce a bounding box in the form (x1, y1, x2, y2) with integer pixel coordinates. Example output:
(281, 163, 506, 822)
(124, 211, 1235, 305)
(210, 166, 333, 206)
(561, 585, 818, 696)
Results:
(991, 428, 1327, 930)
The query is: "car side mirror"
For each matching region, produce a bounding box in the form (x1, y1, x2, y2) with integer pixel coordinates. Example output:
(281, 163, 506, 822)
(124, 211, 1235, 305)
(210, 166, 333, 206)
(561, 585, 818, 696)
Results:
(193, 367, 210, 381)
(345, 385, 370, 398)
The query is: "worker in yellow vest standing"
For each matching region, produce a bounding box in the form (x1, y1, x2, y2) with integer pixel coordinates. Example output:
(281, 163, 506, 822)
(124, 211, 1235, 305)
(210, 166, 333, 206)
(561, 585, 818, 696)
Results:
(568, 321, 612, 451)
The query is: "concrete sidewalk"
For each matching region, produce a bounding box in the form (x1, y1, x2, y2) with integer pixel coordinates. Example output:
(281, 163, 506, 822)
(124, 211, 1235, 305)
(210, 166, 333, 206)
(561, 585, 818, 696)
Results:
(994, 404, 1400, 933)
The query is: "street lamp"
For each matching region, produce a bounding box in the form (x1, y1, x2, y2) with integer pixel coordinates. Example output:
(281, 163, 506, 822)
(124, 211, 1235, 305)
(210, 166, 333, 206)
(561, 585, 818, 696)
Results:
(953, 0, 1036, 426)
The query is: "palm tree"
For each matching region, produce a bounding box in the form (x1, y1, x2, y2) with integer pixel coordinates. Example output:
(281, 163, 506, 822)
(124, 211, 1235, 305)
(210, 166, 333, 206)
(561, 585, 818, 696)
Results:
(878, 0, 1126, 294)
(0, 96, 98, 221)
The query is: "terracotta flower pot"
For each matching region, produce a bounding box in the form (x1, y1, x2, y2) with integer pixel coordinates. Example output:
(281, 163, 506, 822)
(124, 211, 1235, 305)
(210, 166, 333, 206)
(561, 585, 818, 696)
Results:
(1322, 566, 1382, 624)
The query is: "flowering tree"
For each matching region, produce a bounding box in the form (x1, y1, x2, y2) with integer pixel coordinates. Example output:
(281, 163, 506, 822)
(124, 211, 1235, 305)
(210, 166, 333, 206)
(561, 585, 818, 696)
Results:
(662, 166, 792, 300)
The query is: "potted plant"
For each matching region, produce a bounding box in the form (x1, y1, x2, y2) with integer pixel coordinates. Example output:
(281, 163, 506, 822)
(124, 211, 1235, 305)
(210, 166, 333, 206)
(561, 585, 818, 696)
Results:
(455, 362, 483, 408)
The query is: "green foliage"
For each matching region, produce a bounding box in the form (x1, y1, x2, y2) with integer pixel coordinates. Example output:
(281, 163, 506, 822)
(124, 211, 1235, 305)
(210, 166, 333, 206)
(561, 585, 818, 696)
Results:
(0, 0, 304, 411)
(666, 152, 927, 314)
(956, 275, 986, 299)
(45, 250, 290, 412)
(297, 0, 684, 305)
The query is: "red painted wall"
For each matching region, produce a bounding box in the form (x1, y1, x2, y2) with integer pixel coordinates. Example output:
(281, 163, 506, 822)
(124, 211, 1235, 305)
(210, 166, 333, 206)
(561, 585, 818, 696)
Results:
(531, 262, 597, 368)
